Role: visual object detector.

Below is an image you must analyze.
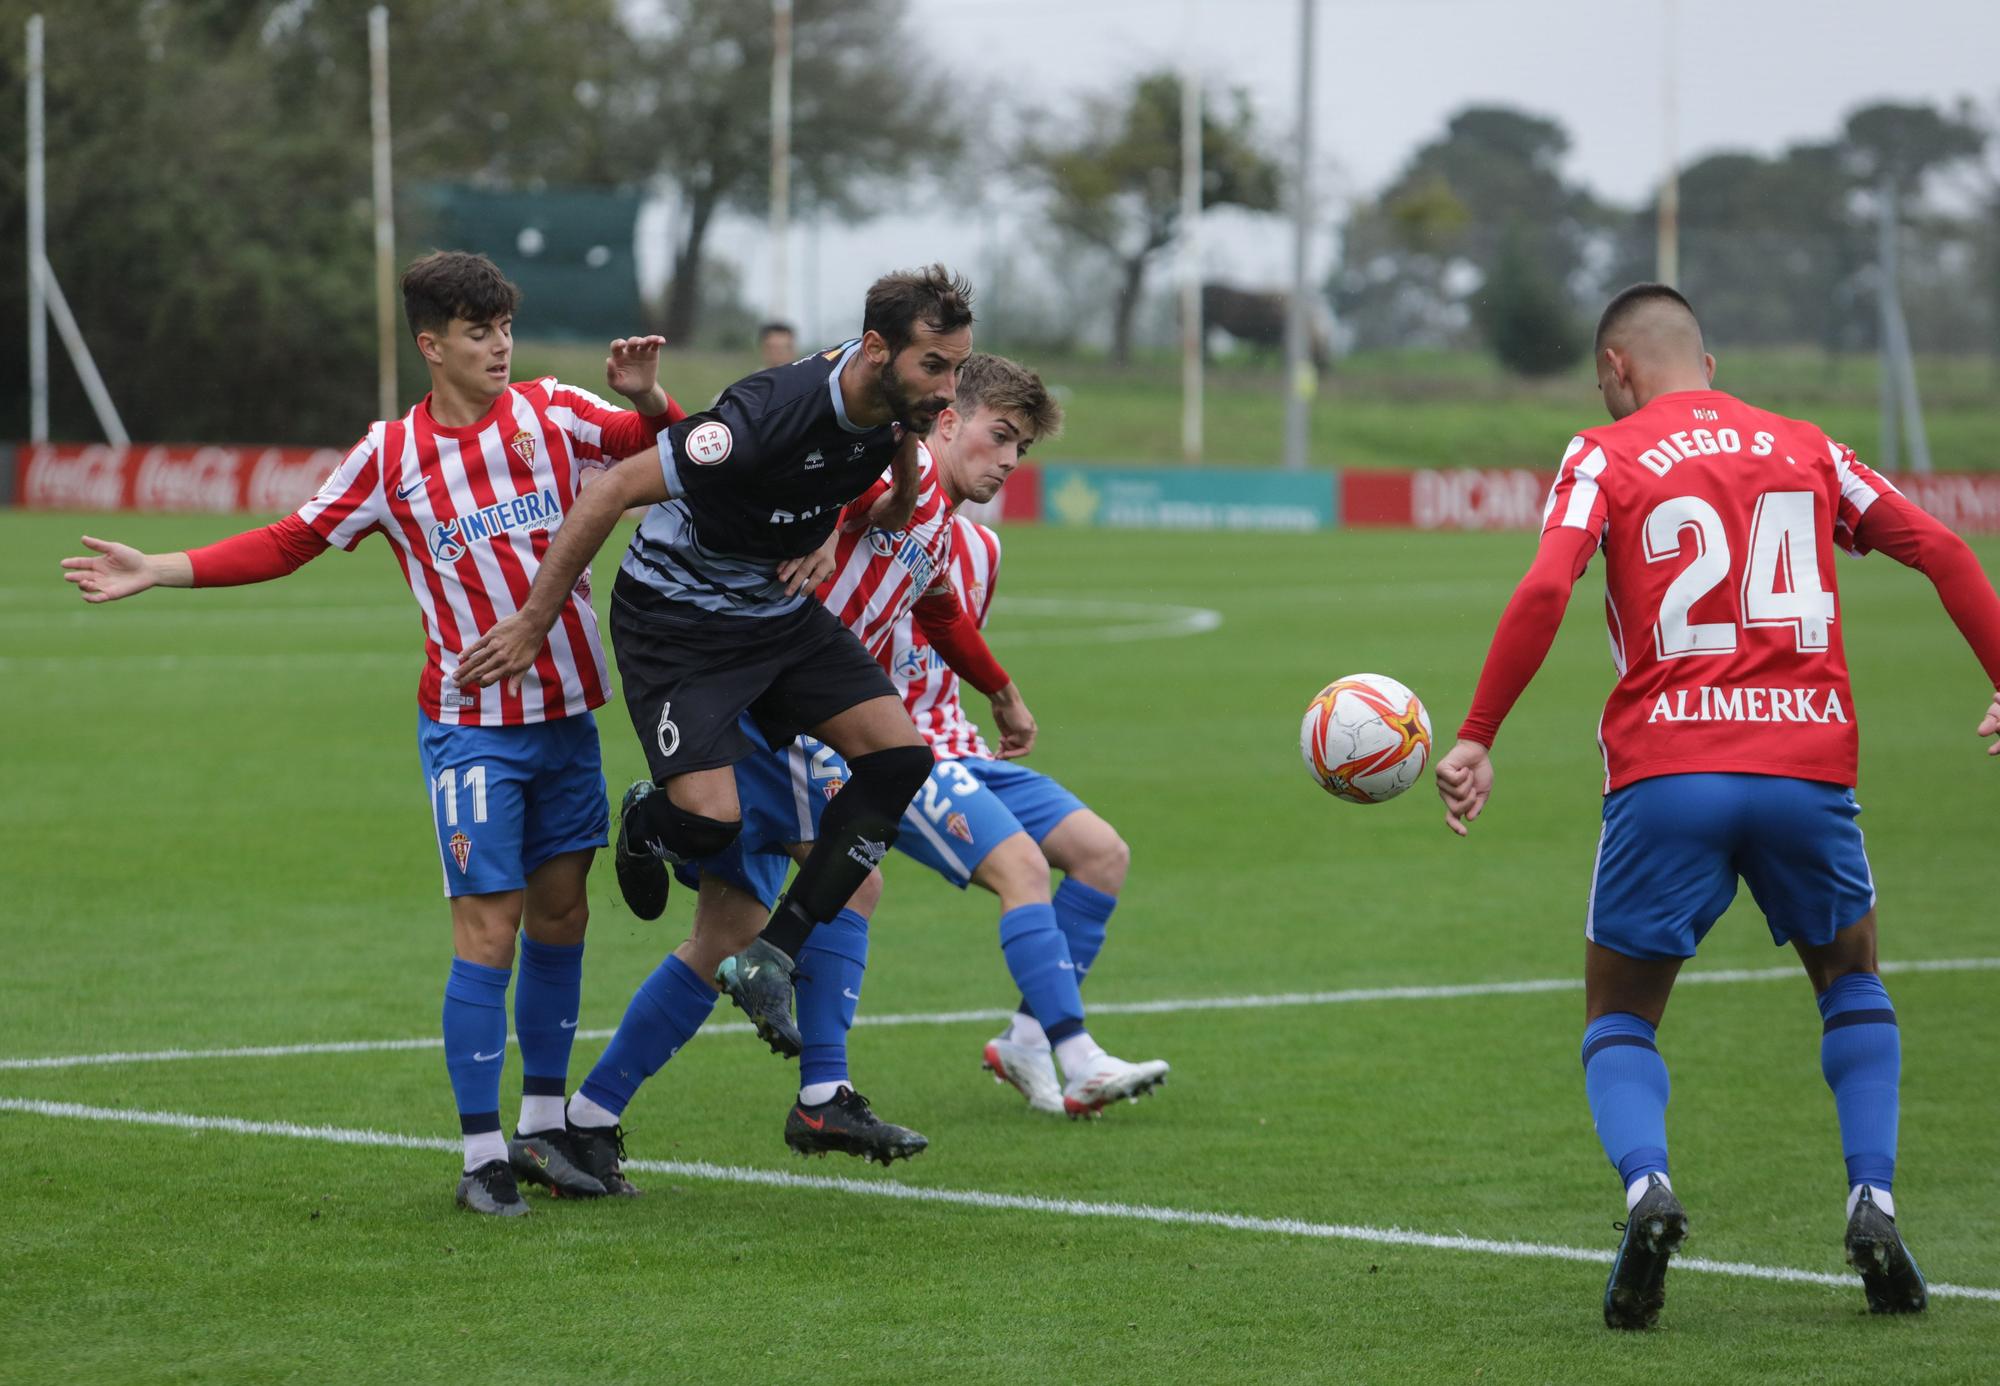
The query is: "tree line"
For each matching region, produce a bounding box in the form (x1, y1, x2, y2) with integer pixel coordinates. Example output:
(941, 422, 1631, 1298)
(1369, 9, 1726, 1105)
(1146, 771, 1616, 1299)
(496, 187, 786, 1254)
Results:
(0, 0, 1993, 445)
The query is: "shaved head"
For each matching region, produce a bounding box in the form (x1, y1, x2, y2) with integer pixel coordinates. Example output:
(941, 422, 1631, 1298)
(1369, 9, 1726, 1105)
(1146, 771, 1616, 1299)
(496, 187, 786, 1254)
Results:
(1592, 283, 1714, 420)
(1595, 283, 1705, 359)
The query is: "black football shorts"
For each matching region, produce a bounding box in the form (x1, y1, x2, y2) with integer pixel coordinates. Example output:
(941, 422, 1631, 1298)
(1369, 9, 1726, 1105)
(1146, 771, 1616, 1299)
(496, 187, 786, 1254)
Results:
(610, 572, 899, 779)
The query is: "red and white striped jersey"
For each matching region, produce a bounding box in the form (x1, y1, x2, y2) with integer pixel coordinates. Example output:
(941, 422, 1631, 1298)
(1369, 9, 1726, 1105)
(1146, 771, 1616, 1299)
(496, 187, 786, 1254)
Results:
(815, 442, 957, 657)
(296, 378, 666, 726)
(1540, 388, 1895, 790)
(886, 516, 1003, 760)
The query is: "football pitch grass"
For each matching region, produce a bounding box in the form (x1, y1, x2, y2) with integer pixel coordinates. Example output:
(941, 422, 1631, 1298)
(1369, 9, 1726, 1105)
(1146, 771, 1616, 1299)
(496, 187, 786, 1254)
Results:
(3, 513, 1997, 1384)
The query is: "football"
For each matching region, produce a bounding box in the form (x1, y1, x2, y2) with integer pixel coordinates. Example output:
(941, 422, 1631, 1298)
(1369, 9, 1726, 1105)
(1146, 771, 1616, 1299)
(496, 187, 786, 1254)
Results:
(1299, 673, 1435, 804)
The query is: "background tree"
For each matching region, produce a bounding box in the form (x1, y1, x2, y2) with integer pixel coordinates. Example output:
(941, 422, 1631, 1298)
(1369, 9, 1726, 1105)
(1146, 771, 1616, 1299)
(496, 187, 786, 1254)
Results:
(1329, 105, 1608, 370)
(0, 0, 630, 445)
(620, 0, 961, 346)
(1018, 71, 1281, 366)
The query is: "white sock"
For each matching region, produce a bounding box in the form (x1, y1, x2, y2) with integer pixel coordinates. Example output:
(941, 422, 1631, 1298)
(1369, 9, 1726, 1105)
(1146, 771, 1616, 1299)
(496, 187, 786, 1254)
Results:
(463, 1130, 507, 1173)
(1625, 1172, 1671, 1212)
(1053, 1032, 1105, 1077)
(566, 1090, 621, 1130)
(1848, 1183, 1896, 1220)
(798, 1081, 845, 1106)
(1005, 1012, 1050, 1050)
(517, 1094, 567, 1136)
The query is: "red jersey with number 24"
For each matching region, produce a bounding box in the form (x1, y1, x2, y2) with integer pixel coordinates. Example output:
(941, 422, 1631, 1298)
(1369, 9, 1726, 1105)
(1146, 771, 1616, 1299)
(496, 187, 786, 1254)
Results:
(1542, 388, 1895, 792)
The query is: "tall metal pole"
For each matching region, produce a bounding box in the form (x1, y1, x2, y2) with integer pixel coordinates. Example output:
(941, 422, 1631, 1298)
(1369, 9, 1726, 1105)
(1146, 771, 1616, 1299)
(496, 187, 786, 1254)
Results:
(1876, 179, 1900, 473)
(27, 13, 48, 443)
(369, 6, 396, 421)
(1280, 0, 1316, 472)
(1178, 33, 1203, 465)
(769, 0, 794, 323)
(1656, 0, 1679, 286)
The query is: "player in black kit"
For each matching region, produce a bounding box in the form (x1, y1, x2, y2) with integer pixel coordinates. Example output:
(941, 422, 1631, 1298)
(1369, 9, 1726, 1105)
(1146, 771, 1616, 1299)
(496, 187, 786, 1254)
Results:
(458, 266, 973, 1054)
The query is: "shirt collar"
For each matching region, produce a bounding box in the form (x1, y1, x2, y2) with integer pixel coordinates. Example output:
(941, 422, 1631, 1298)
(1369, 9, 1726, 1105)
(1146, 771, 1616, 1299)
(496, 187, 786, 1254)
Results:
(827, 339, 871, 434)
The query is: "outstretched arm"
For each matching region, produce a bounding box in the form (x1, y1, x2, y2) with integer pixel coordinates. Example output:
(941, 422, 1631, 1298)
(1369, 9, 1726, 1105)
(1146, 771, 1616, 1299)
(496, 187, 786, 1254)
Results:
(454, 449, 671, 691)
(1436, 524, 1598, 836)
(61, 516, 331, 602)
(1853, 492, 2000, 688)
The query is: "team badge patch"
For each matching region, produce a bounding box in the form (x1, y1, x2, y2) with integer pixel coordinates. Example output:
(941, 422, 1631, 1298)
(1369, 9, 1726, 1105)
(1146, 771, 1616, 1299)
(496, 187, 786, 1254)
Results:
(686, 421, 733, 465)
(822, 777, 845, 800)
(449, 832, 473, 873)
(946, 812, 973, 844)
(509, 429, 537, 466)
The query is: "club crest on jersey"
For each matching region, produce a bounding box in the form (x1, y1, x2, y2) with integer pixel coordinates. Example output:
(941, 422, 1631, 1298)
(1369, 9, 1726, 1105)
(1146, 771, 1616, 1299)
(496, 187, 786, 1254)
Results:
(427, 486, 561, 564)
(686, 421, 733, 465)
(945, 812, 973, 844)
(449, 832, 473, 873)
(509, 429, 538, 466)
(821, 777, 845, 800)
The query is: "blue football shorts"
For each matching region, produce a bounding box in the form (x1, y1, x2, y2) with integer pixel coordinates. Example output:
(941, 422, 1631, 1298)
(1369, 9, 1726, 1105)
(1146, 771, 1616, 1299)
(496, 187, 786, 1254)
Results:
(1586, 772, 1876, 961)
(680, 720, 1090, 905)
(416, 711, 608, 899)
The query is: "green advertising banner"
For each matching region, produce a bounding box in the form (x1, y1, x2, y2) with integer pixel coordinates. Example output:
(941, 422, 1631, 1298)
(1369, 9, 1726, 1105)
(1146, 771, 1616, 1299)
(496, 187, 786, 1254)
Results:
(1037, 466, 1336, 531)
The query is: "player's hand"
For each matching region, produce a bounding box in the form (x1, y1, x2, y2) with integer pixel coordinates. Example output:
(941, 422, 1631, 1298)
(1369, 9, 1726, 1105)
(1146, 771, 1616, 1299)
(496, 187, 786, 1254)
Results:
(988, 683, 1037, 759)
(1979, 693, 2000, 756)
(778, 532, 840, 596)
(1433, 739, 1494, 837)
(60, 535, 157, 603)
(864, 430, 924, 534)
(605, 335, 667, 405)
(455, 611, 550, 694)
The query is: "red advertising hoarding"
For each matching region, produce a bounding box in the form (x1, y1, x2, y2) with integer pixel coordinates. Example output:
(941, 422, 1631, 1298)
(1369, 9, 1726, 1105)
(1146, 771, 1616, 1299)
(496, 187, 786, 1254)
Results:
(14, 442, 340, 514)
(1341, 468, 2000, 535)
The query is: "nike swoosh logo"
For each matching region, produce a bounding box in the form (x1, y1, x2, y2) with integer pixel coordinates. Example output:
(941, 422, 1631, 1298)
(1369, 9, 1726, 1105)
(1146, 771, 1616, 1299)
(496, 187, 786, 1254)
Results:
(842, 988, 861, 1001)
(559, 1019, 579, 1029)
(472, 1049, 504, 1062)
(524, 1147, 549, 1169)
(1057, 961, 1076, 970)
(394, 478, 426, 500)
(797, 1110, 827, 1131)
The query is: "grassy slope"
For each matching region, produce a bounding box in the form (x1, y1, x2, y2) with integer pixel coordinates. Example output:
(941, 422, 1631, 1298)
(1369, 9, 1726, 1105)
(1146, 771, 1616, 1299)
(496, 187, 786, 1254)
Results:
(2, 516, 1997, 1383)
(512, 341, 2000, 473)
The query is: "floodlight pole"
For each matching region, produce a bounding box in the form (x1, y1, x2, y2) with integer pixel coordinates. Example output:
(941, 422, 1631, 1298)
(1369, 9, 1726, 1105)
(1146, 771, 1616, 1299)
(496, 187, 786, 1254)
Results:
(1178, 35, 1203, 464)
(27, 13, 47, 443)
(369, 6, 396, 421)
(1656, 0, 1679, 286)
(1280, 0, 1316, 472)
(769, 0, 794, 322)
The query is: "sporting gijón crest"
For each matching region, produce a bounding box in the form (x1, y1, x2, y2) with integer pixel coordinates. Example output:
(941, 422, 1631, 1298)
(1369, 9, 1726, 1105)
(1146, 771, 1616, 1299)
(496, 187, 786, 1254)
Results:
(449, 831, 473, 873)
(509, 429, 538, 466)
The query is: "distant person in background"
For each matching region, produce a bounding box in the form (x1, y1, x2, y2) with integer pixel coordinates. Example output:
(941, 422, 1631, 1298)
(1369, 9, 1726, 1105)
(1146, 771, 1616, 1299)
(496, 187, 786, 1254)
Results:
(60, 251, 685, 1218)
(1434, 283, 2000, 1328)
(759, 320, 799, 369)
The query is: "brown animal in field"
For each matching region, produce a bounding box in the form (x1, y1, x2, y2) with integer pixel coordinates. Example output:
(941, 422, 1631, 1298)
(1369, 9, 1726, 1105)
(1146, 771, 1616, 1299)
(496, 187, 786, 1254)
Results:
(1197, 283, 1329, 372)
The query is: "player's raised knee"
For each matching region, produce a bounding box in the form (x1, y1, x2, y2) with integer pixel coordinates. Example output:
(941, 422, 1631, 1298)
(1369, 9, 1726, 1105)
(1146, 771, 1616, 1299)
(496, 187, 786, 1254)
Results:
(977, 832, 1053, 904)
(634, 790, 742, 864)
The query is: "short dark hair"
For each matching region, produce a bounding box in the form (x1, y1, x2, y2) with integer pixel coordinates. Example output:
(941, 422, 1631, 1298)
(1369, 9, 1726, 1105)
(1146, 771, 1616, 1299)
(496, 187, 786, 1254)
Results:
(955, 353, 1062, 447)
(863, 264, 974, 355)
(757, 320, 796, 340)
(1595, 282, 1698, 352)
(401, 251, 520, 341)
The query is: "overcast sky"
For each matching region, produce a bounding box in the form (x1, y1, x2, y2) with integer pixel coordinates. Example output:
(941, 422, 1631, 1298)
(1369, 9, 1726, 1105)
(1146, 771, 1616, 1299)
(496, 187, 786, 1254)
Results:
(654, 0, 1999, 343)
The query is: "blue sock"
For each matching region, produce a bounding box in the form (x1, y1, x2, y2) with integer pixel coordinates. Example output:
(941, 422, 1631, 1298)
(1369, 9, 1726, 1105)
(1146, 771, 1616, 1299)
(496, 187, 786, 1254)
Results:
(578, 954, 715, 1119)
(999, 904, 1085, 1045)
(1581, 1013, 1671, 1189)
(442, 958, 511, 1134)
(1818, 972, 1900, 1192)
(1051, 878, 1115, 982)
(514, 935, 584, 1093)
(796, 909, 870, 1093)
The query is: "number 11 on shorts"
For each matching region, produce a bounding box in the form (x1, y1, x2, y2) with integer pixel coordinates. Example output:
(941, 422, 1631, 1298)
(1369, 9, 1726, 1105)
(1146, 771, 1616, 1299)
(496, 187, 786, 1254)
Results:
(434, 765, 488, 826)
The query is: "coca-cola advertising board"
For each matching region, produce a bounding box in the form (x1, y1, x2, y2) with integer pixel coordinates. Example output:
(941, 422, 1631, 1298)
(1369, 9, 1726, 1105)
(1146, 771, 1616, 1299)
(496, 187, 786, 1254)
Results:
(13, 443, 339, 514)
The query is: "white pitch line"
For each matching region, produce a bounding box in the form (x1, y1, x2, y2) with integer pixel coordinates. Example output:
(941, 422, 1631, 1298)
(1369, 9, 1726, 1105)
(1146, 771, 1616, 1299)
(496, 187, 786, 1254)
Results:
(4, 956, 1996, 1074)
(2, 1096, 1993, 1305)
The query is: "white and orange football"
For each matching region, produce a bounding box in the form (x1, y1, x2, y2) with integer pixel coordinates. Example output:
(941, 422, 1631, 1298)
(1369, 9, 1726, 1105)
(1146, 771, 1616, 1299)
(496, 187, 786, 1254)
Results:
(1299, 673, 1434, 804)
